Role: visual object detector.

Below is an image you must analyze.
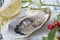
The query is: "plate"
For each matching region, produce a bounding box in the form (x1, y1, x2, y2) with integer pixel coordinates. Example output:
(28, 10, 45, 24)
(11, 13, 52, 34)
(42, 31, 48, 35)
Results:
(1, 0, 51, 40)
(1, 8, 51, 39)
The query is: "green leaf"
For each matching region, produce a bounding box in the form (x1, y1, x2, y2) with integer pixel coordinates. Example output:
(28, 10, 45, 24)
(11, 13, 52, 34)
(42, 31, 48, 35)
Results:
(57, 14, 60, 21)
(54, 36, 58, 40)
(43, 37, 48, 40)
(48, 27, 60, 40)
(42, 36, 58, 40)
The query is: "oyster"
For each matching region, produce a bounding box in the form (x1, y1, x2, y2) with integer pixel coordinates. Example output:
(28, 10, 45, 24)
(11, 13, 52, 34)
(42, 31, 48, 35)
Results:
(8, 8, 51, 37)
(14, 17, 42, 35)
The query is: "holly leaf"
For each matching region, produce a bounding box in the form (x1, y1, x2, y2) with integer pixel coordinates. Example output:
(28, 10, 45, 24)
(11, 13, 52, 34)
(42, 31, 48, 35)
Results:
(48, 27, 60, 40)
(42, 36, 58, 40)
(57, 14, 60, 21)
(42, 27, 60, 40)
(42, 37, 48, 40)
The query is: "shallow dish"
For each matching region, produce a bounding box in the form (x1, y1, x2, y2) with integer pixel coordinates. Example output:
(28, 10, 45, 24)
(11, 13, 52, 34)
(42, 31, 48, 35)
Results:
(1, 8, 51, 39)
(1, 0, 51, 39)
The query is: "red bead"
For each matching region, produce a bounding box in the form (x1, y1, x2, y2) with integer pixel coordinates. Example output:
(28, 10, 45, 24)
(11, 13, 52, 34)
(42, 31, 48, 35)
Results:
(48, 24, 55, 30)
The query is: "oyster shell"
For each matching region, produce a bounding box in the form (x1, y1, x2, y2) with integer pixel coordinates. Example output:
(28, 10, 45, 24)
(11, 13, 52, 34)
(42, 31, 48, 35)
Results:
(8, 8, 51, 38)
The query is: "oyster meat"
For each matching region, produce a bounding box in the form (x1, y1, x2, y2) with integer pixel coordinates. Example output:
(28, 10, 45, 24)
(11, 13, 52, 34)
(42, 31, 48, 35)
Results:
(9, 12, 45, 35)
(14, 17, 42, 35)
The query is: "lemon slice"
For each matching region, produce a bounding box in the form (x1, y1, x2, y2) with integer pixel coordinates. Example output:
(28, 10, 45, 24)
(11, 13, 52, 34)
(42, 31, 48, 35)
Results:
(0, 17, 4, 26)
(0, 0, 21, 18)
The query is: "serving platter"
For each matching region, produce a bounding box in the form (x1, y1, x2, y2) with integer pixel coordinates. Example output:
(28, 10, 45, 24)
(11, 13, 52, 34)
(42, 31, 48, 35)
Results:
(0, 0, 60, 40)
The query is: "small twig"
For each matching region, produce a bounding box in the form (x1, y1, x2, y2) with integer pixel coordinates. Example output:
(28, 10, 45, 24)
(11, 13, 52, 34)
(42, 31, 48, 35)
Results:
(22, 0, 32, 3)
(42, 4, 60, 7)
(38, 0, 41, 8)
(22, 1, 29, 3)
(22, 0, 60, 11)
(22, 1, 33, 8)
(31, 8, 45, 11)
(39, 0, 42, 5)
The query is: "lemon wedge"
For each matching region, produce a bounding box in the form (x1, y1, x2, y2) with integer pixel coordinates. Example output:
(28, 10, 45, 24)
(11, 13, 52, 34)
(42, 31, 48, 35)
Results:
(0, 17, 3, 26)
(0, 0, 21, 18)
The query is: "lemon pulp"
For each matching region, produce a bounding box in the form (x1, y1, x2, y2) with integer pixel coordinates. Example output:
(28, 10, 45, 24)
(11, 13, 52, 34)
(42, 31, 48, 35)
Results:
(0, 0, 21, 18)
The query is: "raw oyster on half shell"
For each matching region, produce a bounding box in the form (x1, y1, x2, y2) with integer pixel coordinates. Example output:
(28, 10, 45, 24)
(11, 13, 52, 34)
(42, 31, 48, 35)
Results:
(8, 8, 51, 37)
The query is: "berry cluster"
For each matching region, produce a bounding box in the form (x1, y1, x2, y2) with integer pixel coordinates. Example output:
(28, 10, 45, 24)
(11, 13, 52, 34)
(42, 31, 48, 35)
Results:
(48, 21, 60, 40)
(48, 21, 60, 30)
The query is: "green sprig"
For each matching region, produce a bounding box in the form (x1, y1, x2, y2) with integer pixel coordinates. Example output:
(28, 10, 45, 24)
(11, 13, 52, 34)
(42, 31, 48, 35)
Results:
(22, 0, 60, 10)
(57, 14, 60, 21)
(42, 27, 60, 40)
(48, 27, 60, 40)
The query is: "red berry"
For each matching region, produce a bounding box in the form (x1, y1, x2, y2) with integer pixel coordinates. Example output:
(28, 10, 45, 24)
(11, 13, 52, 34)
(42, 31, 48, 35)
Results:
(54, 21, 60, 27)
(52, 24, 56, 27)
(57, 23, 60, 27)
(54, 21, 59, 26)
(48, 24, 55, 30)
